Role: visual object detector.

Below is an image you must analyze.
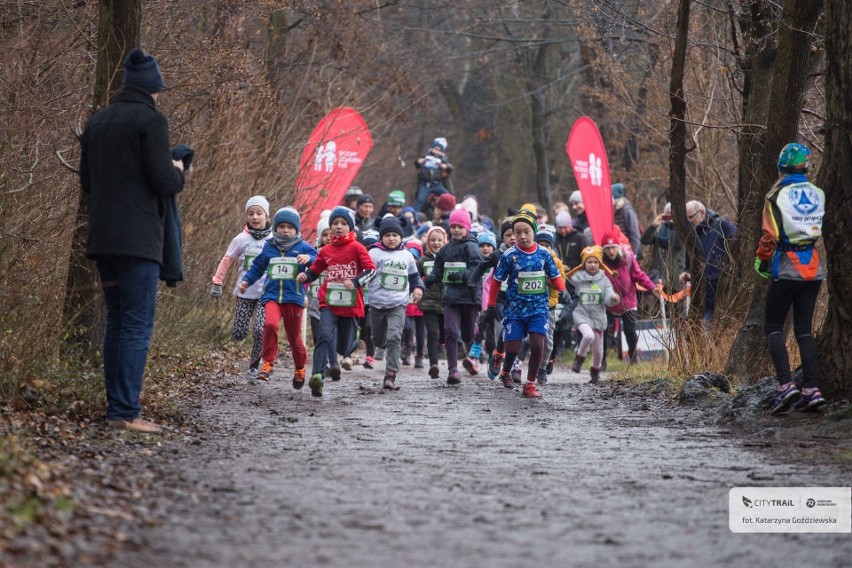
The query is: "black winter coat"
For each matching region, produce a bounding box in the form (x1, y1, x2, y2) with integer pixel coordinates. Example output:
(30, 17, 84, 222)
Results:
(424, 234, 483, 306)
(80, 87, 184, 265)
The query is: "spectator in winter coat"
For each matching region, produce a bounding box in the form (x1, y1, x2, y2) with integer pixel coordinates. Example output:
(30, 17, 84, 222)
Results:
(354, 194, 376, 233)
(640, 202, 685, 294)
(554, 211, 585, 270)
(679, 200, 738, 328)
(79, 48, 185, 434)
(413, 137, 454, 213)
(611, 183, 642, 259)
(568, 191, 592, 245)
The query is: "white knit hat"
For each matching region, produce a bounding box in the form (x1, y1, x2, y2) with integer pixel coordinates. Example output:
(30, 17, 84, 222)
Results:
(245, 195, 270, 216)
(568, 191, 583, 204)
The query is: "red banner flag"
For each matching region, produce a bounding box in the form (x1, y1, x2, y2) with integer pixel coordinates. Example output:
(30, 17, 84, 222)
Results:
(294, 107, 372, 242)
(566, 117, 613, 245)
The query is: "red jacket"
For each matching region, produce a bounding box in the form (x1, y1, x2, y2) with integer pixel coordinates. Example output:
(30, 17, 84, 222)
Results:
(307, 234, 376, 318)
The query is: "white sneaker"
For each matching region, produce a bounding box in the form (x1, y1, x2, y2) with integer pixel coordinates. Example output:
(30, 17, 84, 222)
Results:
(247, 367, 259, 383)
(341, 357, 353, 370)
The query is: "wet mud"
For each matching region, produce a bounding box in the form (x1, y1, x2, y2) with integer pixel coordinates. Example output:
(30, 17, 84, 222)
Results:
(115, 360, 851, 568)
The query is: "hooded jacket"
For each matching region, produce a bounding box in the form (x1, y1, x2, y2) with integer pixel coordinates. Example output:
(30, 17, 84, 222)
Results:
(602, 244, 656, 315)
(417, 250, 444, 313)
(424, 233, 483, 306)
(569, 268, 619, 330)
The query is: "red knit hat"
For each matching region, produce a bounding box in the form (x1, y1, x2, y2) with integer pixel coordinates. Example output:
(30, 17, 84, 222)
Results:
(601, 230, 620, 247)
(435, 193, 457, 212)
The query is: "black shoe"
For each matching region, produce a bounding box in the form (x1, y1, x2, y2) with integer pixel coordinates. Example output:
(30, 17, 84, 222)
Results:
(329, 365, 341, 381)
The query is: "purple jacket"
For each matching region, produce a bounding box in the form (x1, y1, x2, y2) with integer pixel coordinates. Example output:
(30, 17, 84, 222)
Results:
(603, 245, 655, 315)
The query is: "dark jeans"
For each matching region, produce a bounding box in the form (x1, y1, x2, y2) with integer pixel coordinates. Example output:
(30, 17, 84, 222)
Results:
(764, 279, 822, 388)
(311, 308, 357, 376)
(97, 257, 159, 421)
(413, 180, 448, 214)
(704, 277, 720, 328)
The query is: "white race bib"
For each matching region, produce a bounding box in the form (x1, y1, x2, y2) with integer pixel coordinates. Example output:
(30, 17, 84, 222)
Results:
(267, 257, 299, 280)
(380, 265, 408, 291)
(326, 282, 356, 307)
(518, 270, 546, 295)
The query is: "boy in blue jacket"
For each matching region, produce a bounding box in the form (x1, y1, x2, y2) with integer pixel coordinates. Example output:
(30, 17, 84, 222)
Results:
(240, 207, 317, 388)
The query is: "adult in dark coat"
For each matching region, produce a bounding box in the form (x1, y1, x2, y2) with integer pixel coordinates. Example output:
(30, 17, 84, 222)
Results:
(79, 48, 185, 434)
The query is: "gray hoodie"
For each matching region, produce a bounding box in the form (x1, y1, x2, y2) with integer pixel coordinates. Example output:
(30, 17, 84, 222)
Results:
(568, 269, 618, 330)
(367, 245, 423, 309)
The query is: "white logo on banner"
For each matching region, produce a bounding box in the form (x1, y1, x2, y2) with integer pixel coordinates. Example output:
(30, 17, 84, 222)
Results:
(313, 141, 364, 174)
(588, 152, 603, 186)
(314, 141, 337, 172)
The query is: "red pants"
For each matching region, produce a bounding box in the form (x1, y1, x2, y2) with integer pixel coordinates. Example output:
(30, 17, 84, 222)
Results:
(262, 302, 307, 369)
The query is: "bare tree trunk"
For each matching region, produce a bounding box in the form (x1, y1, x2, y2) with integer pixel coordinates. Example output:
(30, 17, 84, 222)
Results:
(725, 0, 823, 379)
(816, 0, 852, 398)
(63, 0, 142, 359)
(668, 0, 705, 326)
(529, 4, 554, 215)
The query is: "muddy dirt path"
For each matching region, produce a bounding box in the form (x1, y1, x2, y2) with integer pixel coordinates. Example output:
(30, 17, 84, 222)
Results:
(118, 360, 851, 568)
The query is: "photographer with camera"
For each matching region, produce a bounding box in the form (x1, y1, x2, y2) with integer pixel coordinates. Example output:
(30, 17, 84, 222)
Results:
(641, 202, 685, 297)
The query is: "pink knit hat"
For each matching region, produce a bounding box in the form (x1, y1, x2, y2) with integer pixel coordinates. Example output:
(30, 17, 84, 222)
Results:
(448, 208, 471, 232)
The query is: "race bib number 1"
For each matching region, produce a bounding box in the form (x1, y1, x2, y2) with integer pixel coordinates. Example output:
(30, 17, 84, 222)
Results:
(268, 257, 299, 280)
(326, 282, 356, 307)
(518, 271, 546, 295)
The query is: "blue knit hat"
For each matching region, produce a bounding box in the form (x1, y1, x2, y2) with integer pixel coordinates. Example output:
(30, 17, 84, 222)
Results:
(477, 231, 497, 249)
(122, 48, 164, 94)
(274, 206, 300, 232)
(612, 183, 625, 199)
(360, 229, 379, 247)
(329, 206, 354, 230)
(535, 228, 555, 247)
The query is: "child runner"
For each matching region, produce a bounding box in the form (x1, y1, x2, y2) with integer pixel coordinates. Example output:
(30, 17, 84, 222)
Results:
(565, 246, 620, 384)
(367, 216, 425, 389)
(297, 207, 376, 397)
(468, 231, 500, 367)
(356, 229, 379, 369)
(418, 226, 448, 378)
(402, 240, 426, 368)
(488, 210, 565, 398)
(209, 196, 272, 381)
(600, 229, 661, 366)
(307, 213, 331, 370)
(239, 207, 317, 387)
(424, 209, 483, 384)
(534, 226, 567, 384)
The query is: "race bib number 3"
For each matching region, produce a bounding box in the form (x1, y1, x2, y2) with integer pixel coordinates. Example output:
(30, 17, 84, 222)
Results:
(326, 282, 356, 307)
(443, 262, 466, 283)
(380, 266, 408, 291)
(518, 271, 546, 295)
(267, 257, 299, 280)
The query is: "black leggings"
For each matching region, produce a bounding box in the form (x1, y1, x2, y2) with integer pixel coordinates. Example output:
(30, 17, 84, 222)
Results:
(764, 279, 822, 388)
(604, 310, 639, 361)
(423, 311, 444, 365)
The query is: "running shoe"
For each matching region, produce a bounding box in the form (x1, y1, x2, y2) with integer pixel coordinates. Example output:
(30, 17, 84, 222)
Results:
(500, 370, 514, 389)
(446, 370, 462, 385)
(522, 382, 542, 398)
(791, 387, 826, 412)
(341, 357, 353, 371)
(292, 368, 306, 390)
(536, 368, 547, 385)
(414, 357, 424, 369)
(468, 342, 482, 359)
(309, 373, 324, 397)
(571, 355, 585, 374)
(383, 372, 397, 390)
(429, 364, 440, 379)
(589, 367, 600, 384)
(488, 352, 504, 380)
(257, 361, 273, 382)
(328, 365, 342, 382)
(770, 382, 801, 414)
(363, 356, 374, 370)
(462, 356, 479, 375)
